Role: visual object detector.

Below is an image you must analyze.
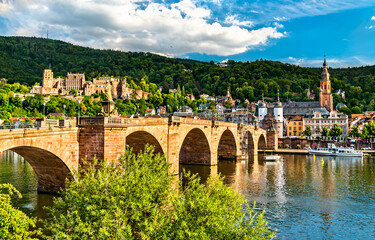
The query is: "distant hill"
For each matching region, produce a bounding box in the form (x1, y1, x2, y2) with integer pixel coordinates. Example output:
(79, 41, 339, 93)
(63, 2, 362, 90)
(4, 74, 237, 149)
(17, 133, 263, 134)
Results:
(1, 36, 375, 110)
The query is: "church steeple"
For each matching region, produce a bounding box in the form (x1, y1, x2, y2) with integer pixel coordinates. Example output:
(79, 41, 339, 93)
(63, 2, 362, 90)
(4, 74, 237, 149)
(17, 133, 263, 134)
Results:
(319, 56, 333, 112)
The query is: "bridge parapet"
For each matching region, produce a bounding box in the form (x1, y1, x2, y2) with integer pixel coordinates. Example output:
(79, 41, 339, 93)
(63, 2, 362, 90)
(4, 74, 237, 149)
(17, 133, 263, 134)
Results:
(79, 117, 169, 128)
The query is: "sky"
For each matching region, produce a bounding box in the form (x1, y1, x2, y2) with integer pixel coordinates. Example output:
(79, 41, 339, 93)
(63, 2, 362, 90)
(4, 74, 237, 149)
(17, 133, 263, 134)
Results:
(0, 0, 375, 67)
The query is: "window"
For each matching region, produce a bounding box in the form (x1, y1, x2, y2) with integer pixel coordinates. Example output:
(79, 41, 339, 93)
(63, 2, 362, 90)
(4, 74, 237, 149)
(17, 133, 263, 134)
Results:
(294, 127, 296, 130)
(294, 122, 296, 125)
(289, 127, 291, 130)
(299, 127, 301, 130)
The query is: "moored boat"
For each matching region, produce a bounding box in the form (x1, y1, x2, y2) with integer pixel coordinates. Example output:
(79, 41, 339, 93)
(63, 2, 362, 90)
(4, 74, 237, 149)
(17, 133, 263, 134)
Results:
(264, 155, 282, 161)
(307, 144, 363, 157)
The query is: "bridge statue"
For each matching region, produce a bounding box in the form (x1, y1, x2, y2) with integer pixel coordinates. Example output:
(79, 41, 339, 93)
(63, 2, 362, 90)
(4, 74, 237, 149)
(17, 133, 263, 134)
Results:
(99, 80, 118, 117)
(104, 80, 113, 102)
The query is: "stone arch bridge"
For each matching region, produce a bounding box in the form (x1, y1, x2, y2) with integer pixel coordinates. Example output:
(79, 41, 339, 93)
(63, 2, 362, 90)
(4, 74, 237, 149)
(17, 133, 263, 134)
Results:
(0, 116, 277, 192)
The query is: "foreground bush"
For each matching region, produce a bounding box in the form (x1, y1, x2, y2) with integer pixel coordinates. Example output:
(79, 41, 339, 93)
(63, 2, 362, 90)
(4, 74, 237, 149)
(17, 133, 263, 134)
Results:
(44, 146, 275, 239)
(0, 184, 39, 240)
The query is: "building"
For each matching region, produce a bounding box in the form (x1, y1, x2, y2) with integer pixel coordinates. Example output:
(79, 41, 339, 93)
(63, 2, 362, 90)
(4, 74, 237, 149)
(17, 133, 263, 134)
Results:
(31, 69, 149, 99)
(199, 94, 215, 101)
(283, 101, 323, 119)
(258, 93, 283, 138)
(286, 115, 304, 137)
(225, 111, 258, 125)
(303, 110, 348, 136)
(185, 94, 195, 101)
(319, 57, 333, 112)
(223, 89, 235, 107)
(63, 72, 85, 91)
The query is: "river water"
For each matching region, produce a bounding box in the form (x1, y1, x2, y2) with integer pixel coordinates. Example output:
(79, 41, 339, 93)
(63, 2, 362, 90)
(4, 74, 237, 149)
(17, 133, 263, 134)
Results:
(1, 151, 375, 239)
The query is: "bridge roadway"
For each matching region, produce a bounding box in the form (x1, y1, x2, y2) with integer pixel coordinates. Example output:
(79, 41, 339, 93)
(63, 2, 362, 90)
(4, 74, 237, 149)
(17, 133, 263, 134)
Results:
(0, 116, 277, 192)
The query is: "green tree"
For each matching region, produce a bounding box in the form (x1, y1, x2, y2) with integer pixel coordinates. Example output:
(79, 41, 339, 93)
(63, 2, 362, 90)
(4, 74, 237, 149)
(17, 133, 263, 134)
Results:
(302, 126, 312, 137)
(44, 146, 275, 239)
(351, 106, 361, 114)
(329, 123, 343, 138)
(321, 127, 329, 137)
(0, 184, 39, 239)
(339, 106, 351, 115)
(349, 126, 361, 138)
(224, 100, 232, 109)
(69, 89, 78, 97)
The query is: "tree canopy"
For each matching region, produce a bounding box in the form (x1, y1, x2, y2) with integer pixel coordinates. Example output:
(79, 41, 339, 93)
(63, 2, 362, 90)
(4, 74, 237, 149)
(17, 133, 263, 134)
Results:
(43, 146, 275, 239)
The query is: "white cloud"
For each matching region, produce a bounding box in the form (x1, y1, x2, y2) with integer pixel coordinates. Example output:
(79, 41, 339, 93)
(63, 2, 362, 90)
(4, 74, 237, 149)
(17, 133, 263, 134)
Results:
(247, 0, 375, 24)
(371, 16, 375, 20)
(224, 15, 254, 27)
(0, 0, 284, 57)
(286, 56, 375, 67)
(274, 16, 287, 22)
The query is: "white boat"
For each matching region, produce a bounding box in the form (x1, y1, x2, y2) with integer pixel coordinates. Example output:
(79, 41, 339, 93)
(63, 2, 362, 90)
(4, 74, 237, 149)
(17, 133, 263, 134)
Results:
(264, 155, 282, 161)
(307, 144, 363, 157)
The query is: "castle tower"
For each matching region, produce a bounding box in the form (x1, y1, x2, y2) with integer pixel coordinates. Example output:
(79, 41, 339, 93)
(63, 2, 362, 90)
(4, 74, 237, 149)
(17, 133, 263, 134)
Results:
(319, 57, 333, 112)
(43, 69, 54, 88)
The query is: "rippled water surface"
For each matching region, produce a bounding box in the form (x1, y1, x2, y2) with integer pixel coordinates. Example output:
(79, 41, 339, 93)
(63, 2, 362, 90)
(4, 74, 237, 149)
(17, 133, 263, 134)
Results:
(181, 154, 375, 240)
(2, 151, 375, 239)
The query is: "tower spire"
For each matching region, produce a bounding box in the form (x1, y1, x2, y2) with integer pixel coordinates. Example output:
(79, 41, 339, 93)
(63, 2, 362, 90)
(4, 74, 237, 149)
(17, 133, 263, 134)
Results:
(277, 89, 280, 102)
(323, 52, 327, 67)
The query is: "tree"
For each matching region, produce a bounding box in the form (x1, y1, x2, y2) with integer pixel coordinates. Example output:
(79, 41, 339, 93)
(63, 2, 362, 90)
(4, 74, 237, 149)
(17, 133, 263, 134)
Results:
(351, 106, 361, 114)
(224, 100, 232, 109)
(44, 146, 275, 239)
(69, 88, 78, 97)
(302, 126, 312, 137)
(349, 126, 361, 138)
(329, 123, 343, 138)
(339, 106, 351, 115)
(321, 127, 329, 137)
(0, 184, 39, 239)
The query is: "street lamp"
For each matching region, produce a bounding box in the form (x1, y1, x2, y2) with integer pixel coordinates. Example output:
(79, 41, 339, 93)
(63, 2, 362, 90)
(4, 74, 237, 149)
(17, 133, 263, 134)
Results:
(63, 104, 66, 118)
(78, 100, 81, 118)
(43, 102, 46, 118)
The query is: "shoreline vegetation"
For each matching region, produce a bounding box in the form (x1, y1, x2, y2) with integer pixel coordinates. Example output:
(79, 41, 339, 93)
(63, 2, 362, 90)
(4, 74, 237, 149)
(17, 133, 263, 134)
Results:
(1, 145, 275, 239)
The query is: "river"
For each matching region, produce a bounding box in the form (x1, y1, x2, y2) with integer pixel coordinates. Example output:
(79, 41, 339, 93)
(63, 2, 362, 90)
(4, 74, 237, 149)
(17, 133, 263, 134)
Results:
(1, 151, 375, 239)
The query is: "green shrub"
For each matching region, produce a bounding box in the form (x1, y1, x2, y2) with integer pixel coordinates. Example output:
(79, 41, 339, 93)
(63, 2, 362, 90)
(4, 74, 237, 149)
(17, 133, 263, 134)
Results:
(0, 184, 39, 240)
(44, 145, 275, 240)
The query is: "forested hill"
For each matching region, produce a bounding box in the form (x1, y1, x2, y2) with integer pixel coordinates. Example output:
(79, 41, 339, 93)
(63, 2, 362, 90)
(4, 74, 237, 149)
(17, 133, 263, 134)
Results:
(1, 36, 375, 110)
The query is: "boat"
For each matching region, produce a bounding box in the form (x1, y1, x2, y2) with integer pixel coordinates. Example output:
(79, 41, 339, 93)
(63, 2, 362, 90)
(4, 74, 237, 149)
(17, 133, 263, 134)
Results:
(307, 143, 363, 157)
(264, 155, 282, 161)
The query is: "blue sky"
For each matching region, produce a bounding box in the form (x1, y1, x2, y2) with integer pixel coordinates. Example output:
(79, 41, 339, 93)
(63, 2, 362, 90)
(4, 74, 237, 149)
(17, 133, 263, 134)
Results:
(0, 0, 375, 67)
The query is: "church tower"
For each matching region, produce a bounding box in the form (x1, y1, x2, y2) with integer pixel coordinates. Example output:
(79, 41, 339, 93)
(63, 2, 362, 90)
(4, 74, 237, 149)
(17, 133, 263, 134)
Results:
(319, 57, 333, 112)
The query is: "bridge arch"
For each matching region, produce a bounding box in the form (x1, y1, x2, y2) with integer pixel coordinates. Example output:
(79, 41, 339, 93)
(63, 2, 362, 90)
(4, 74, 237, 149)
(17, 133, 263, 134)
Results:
(126, 131, 164, 155)
(179, 128, 211, 164)
(3, 146, 73, 193)
(218, 129, 238, 160)
(258, 134, 267, 151)
(244, 131, 256, 155)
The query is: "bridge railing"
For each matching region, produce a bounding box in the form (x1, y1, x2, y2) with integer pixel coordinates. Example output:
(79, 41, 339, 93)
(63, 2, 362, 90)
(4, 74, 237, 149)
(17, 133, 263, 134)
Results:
(0, 122, 37, 130)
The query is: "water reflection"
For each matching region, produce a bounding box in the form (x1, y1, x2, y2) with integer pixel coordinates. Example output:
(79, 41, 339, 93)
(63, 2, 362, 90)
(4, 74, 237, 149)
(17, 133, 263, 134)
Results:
(0, 150, 54, 223)
(181, 155, 375, 240)
(3, 150, 375, 239)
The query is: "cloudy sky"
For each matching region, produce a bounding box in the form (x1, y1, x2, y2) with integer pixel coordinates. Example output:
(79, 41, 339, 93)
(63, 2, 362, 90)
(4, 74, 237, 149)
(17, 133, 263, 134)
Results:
(0, 0, 375, 67)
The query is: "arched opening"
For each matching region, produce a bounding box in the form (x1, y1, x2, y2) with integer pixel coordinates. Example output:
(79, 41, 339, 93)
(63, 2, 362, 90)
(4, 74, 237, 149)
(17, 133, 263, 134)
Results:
(258, 134, 267, 151)
(3, 146, 72, 193)
(244, 131, 255, 155)
(218, 130, 237, 160)
(179, 128, 211, 165)
(126, 131, 164, 155)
